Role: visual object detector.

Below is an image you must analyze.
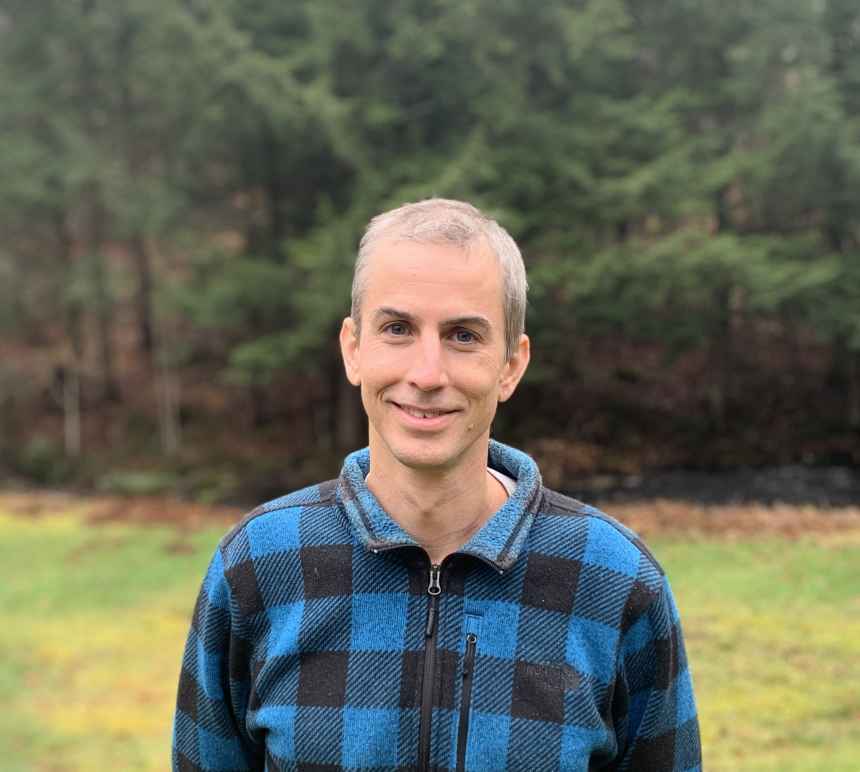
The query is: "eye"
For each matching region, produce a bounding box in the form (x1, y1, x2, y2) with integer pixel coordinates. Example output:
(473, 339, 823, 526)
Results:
(383, 321, 410, 336)
(453, 328, 478, 344)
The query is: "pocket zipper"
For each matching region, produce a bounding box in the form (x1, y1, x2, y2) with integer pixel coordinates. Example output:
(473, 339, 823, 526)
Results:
(455, 632, 478, 772)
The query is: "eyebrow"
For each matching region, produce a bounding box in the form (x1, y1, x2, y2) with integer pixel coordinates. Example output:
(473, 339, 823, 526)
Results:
(372, 307, 493, 333)
(372, 307, 417, 325)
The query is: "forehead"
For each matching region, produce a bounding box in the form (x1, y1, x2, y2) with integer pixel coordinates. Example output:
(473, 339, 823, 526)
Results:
(361, 239, 505, 321)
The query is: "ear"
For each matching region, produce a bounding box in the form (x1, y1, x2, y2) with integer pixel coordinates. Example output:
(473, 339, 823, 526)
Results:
(498, 334, 530, 403)
(339, 316, 362, 386)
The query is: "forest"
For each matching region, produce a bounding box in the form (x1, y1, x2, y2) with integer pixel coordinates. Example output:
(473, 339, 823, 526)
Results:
(1, 0, 859, 502)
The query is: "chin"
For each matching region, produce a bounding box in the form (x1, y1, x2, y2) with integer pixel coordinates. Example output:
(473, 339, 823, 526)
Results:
(391, 444, 460, 471)
(385, 429, 489, 473)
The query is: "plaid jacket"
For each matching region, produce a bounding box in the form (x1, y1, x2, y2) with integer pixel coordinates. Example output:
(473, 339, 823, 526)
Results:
(173, 441, 701, 771)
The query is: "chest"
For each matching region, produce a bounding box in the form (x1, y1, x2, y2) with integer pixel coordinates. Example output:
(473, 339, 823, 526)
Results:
(247, 553, 618, 770)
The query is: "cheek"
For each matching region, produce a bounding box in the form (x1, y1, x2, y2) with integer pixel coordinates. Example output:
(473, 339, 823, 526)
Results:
(359, 343, 405, 381)
(459, 356, 505, 398)
(358, 359, 407, 411)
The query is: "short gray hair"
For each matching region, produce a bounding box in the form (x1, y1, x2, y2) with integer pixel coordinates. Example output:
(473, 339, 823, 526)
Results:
(351, 198, 528, 361)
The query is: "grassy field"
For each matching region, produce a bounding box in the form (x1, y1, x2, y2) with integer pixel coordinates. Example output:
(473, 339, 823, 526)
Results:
(1, 494, 858, 771)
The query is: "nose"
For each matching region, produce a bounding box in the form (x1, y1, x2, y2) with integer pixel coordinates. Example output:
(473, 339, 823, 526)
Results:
(406, 335, 449, 391)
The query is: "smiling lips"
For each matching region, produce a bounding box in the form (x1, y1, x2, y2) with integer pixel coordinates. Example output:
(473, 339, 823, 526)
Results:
(391, 401, 460, 425)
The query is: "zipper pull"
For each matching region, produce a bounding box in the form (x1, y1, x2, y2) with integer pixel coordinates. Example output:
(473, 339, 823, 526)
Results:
(427, 564, 441, 596)
(463, 633, 477, 677)
(424, 563, 442, 638)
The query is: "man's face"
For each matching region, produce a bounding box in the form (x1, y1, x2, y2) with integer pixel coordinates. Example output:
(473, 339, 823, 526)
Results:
(340, 239, 529, 474)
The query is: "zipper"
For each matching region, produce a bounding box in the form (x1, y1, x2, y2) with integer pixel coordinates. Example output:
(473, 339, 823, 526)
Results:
(455, 632, 478, 772)
(418, 562, 442, 771)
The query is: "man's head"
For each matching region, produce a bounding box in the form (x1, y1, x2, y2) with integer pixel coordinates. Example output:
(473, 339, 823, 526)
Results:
(340, 198, 530, 473)
(351, 198, 527, 362)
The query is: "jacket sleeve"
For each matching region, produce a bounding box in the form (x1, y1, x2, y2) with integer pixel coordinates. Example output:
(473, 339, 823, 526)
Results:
(172, 547, 262, 771)
(612, 574, 702, 771)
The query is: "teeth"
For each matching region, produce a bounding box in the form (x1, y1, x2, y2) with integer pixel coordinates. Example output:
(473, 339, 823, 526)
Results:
(401, 405, 445, 419)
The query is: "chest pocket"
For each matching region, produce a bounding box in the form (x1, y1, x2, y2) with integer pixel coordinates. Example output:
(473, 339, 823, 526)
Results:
(455, 614, 482, 772)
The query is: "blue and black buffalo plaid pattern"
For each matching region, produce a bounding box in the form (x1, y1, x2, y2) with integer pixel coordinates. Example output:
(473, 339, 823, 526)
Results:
(173, 441, 701, 771)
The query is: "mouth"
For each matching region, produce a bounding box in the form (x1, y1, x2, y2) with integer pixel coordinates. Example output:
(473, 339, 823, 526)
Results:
(390, 401, 460, 424)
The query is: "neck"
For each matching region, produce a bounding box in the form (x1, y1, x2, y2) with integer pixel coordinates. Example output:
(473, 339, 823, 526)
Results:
(365, 441, 508, 564)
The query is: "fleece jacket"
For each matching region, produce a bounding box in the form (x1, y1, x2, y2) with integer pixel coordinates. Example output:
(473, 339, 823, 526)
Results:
(173, 440, 701, 771)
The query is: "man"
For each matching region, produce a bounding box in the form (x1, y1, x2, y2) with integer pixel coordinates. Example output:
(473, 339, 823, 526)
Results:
(173, 199, 701, 771)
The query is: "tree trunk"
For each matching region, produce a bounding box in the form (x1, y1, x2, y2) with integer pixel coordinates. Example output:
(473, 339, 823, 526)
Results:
(849, 350, 860, 430)
(89, 194, 120, 403)
(131, 234, 156, 361)
(157, 359, 181, 456)
(54, 211, 84, 360)
(707, 296, 728, 429)
(63, 367, 82, 458)
(706, 284, 740, 431)
(54, 211, 85, 457)
(250, 382, 269, 428)
(705, 188, 742, 431)
(78, 0, 118, 403)
(832, 335, 860, 430)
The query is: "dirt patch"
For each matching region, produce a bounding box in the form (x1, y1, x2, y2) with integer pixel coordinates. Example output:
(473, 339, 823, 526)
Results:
(604, 499, 860, 540)
(3, 490, 860, 541)
(0, 490, 242, 529)
(83, 495, 242, 529)
(0, 490, 85, 518)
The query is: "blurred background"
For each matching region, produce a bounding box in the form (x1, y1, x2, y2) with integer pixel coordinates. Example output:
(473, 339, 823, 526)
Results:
(1, 1, 858, 770)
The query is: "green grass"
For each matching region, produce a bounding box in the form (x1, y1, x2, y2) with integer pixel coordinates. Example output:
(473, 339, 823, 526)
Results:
(1, 504, 858, 770)
(654, 535, 860, 771)
(0, 508, 225, 771)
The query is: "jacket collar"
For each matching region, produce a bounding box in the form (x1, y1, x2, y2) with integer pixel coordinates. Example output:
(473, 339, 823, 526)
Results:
(337, 439, 544, 573)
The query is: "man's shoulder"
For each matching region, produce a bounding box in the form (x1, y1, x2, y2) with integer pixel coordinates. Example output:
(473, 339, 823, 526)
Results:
(244, 478, 340, 521)
(219, 478, 341, 556)
(535, 486, 664, 581)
